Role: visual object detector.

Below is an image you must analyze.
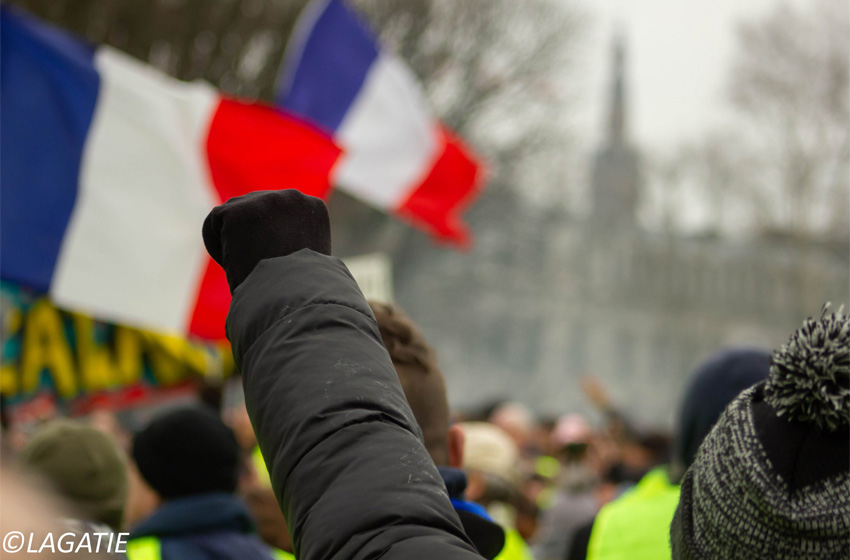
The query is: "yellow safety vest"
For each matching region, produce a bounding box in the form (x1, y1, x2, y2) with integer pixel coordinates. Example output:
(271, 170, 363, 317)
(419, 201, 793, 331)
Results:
(125, 536, 293, 560)
(253, 445, 273, 488)
(495, 528, 536, 560)
(256, 529, 532, 560)
(272, 548, 296, 560)
(586, 468, 681, 560)
(125, 537, 160, 560)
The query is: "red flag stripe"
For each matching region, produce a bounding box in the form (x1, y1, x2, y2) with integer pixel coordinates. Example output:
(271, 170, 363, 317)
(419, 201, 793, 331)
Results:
(186, 98, 342, 339)
(397, 126, 486, 247)
(205, 98, 341, 202)
(187, 256, 230, 340)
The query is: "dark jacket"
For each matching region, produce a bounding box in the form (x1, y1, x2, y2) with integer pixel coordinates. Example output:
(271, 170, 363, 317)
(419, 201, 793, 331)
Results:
(441, 467, 506, 560)
(228, 250, 482, 560)
(128, 493, 274, 560)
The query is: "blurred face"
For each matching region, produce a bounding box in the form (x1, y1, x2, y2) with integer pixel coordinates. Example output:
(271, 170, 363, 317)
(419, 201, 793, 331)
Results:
(619, 441, 655, 472)
(5, 425, 29, 453)
(0, 466, 80, 559)
(88, 410, 130, 452)
(584, 431, 618, 477)
(225, 405, 257, 451)
(560, 442, 589, 463)
(242, 487, 293, 553)
(489, 405, 534, 451)
(465, 470, 487, 503)
(123, 461, 160, 530)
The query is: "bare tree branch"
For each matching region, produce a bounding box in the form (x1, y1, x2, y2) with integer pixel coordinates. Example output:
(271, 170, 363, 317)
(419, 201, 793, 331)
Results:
(649, 0, 849, 240)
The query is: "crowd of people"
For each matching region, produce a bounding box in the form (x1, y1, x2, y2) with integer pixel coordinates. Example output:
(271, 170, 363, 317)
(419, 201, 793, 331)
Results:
(1, 190, 848, 559)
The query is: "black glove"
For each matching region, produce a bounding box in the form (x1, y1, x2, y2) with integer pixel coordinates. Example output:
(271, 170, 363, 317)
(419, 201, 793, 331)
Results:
(202, 190, 332, 292)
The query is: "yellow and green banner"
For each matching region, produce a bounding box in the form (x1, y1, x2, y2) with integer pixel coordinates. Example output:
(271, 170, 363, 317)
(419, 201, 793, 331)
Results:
(1, 283, 235, 422)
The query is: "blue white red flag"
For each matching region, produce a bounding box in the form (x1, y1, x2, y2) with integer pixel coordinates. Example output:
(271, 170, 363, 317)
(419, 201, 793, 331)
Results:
(277, 0, 485, 246)
(0, 6, 342, 340)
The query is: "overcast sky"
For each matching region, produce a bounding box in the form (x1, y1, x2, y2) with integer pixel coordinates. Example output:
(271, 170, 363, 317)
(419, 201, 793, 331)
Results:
(573, 0, 789, 154)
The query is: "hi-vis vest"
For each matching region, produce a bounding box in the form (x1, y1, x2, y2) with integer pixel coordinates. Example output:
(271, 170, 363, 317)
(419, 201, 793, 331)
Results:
(125, 537, 295, 560)
(253, 445, 273, 488)
(494, 528, 535, 560)
(126, 526, 526, 560)
(586, 468, 681, 560)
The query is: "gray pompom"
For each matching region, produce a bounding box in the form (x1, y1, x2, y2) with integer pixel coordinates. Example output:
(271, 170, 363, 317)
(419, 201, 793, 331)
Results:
(765, 304, 850, 431)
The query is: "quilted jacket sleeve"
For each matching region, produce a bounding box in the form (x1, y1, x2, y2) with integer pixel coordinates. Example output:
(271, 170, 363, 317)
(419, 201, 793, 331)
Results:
(227, 249, 482, 560)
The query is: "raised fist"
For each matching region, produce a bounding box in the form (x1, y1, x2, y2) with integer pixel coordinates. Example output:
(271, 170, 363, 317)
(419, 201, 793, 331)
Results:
(202, 190, 332, 292)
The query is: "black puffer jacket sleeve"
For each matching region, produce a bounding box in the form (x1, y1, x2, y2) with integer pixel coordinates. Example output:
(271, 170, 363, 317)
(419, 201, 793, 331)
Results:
(227, 250, 482, 560)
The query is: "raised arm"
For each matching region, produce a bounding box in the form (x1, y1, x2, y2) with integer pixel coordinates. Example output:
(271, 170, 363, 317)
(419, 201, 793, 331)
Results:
(203, 190, 481, 560)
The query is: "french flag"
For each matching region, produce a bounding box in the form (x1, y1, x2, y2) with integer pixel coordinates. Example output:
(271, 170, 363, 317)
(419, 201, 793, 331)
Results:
(0, 6, 341, 340)
(277, 0, 485, 246)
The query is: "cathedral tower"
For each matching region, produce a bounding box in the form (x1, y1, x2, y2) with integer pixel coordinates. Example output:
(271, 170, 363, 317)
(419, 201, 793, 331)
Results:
(591, 35, 642, 227)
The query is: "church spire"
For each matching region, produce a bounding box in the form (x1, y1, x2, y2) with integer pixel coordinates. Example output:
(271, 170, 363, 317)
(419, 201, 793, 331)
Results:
(590, 31, 642, 227)
(609, 34, 626, 144)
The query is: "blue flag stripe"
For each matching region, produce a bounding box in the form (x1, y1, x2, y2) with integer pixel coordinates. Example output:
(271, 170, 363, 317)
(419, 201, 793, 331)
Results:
(276, 0, 378, 134)
(0, 7, 100, 292)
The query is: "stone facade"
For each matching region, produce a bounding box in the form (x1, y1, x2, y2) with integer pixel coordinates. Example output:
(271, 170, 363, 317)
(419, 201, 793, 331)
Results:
(396, 194, 848, 427)
(389, 38, 850, 427)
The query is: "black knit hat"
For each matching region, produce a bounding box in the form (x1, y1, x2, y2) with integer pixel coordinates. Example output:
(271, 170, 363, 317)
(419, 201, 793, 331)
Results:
(671, 305, 850, 560)
(132, 407, 240, 499)
(672, 348, 771, 480)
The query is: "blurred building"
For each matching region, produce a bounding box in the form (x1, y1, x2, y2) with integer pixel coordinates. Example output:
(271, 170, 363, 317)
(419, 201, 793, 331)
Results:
(390, 38, 850, 426)
(590, 35, 641, 230)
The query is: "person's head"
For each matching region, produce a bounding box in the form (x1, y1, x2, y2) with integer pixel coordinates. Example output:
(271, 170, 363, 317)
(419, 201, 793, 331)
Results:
(606, 428, 672, 485)
(488, 402, 535, 450)
(370, 302, 508, 558)
(242, 486, 293, 553)
(671, 306, 850, 559)
(225, 401, 258, 452)
(131, 406, 240, 505)
(460, 422, 522, 505)
(20, 419, 128, 530)
(369, 301, 462, 467)
(671, 348, 771, 481)
(551, 413, 592, 463)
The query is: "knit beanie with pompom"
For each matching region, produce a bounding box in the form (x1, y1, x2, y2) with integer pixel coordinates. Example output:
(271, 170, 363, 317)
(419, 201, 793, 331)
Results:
(671, 304, 850, 560)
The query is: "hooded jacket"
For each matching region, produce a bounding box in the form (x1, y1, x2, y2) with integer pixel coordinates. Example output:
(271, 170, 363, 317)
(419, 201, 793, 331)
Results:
(126, 493, 275, 560)
(227, 250, 482, 560)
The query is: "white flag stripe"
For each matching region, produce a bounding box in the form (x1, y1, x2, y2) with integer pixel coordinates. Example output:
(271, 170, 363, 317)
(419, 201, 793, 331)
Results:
(334, 53, 441, 209)
(51, 48, 219, 333)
